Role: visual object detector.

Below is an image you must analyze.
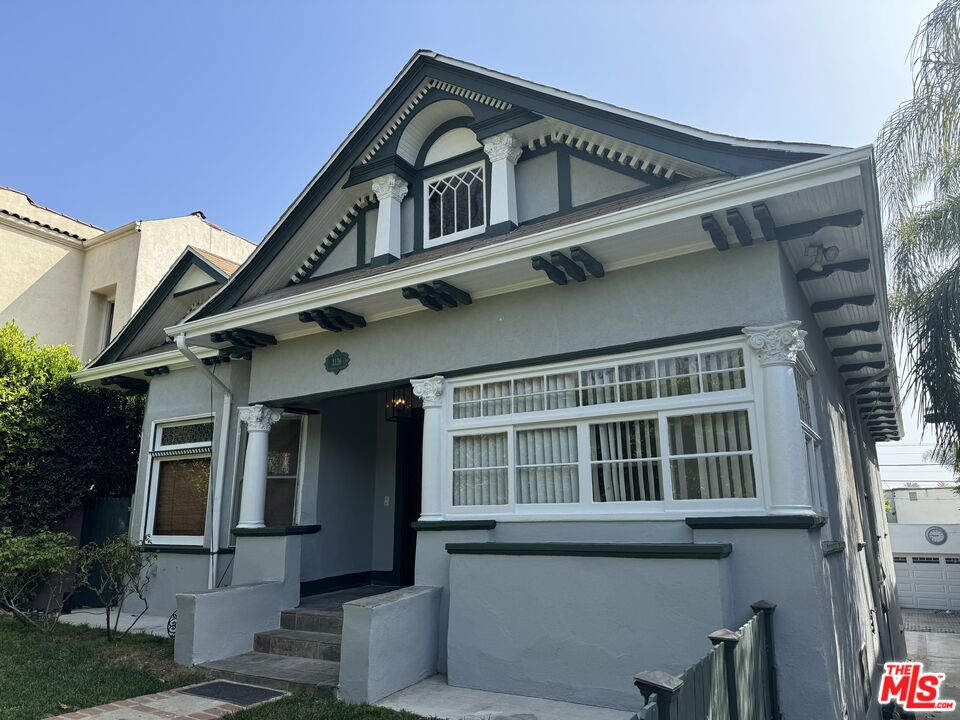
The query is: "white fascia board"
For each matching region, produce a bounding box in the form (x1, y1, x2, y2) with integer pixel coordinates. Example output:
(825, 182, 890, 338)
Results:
(72, 346, 219, 384)
(167, 147, 872, 341)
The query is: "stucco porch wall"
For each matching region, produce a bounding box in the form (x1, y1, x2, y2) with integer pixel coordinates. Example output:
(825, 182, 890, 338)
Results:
(445, 550, 731, 711)
(246, 243, 789, 404)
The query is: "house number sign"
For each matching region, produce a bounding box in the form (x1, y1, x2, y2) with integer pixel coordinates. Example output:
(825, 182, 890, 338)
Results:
(324, 349, 350, 375)
(926, 525, 948, 546)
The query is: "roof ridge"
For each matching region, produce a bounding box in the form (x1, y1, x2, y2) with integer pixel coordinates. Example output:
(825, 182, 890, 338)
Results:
(0, 185, 104, 232)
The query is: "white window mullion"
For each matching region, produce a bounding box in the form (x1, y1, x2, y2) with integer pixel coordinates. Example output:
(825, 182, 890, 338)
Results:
(659, 412, 676, 509)
(577, 422, 592, 510)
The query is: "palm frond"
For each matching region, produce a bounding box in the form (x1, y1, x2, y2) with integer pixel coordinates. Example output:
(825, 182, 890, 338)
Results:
(877, 0, 960, 215)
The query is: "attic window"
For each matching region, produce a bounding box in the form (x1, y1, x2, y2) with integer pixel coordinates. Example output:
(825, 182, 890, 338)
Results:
(425, 163, 485, 246)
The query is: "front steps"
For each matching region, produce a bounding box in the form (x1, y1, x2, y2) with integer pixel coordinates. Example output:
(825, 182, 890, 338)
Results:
(200, 585, 395, 694)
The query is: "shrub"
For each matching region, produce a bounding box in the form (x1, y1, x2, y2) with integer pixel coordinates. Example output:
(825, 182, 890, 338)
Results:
(76, 537, 157, 640)
(0, 529, 77, 630)
(0, 321, 144, 532)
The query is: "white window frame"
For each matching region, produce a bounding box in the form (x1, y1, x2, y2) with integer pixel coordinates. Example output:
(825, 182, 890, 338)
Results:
(143, 414, 214, 546)
(795, 352, 828, 513)
(229, 414, 308, 537)
(443, 338, 769, 520)
(423, 161, 486, 248)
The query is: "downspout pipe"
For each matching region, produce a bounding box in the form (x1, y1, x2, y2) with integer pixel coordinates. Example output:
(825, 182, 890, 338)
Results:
(175, 334, 232, 589)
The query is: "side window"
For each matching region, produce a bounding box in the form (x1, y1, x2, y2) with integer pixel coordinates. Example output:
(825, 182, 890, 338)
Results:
(146, 419, 214, 544)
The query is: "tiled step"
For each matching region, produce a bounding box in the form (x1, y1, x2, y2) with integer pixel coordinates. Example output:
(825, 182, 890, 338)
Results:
(254, 628, 342, 661)
(201, 651, 340, 695)
(281, 608, 343, 634)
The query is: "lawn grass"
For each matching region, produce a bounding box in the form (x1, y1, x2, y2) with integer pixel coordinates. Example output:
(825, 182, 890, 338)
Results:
(0, 616, 207, 720)
(229, 694, 426, 720)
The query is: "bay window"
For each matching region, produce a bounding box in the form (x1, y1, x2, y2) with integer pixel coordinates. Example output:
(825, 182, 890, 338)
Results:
(445, 343, 762, 516)
(146, 417, 213, 544)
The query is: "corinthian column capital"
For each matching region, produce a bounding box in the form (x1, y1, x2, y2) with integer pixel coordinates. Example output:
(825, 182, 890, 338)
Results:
(371, 173, 409, 204)
(411, 375, 445, 408)
(238, 405, 282, 432)
(483, 133, 523, 165)
(742, 321, 807, 366)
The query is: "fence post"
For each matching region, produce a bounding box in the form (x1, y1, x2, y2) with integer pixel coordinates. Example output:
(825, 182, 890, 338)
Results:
(709, 628, 741, 720)
(634, 670, 683, 718)
(751, 600, 782, 720)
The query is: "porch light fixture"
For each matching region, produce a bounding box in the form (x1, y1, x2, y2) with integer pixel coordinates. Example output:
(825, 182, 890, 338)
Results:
(805, 243, 839, 273)
(385, 386, 420, 422)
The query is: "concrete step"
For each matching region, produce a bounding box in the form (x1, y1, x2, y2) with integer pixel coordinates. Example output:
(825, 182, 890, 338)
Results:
(201, 651, 340, 695)
(254, 628, 342, 661)
(281, 608, 343, 634)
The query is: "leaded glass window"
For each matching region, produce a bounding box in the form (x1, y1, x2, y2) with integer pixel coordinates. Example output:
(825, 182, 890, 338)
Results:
(426, 165, 484, 242)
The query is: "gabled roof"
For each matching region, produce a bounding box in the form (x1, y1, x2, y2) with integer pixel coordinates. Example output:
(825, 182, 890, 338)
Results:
(194, 50, 843, 320)
(88, 246, 237, 368)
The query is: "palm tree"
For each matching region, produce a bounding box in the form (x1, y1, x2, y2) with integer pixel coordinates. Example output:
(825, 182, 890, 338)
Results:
(877, 0, 960, 473)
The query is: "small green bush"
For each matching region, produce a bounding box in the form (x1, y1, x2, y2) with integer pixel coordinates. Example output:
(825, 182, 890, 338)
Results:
(0, 528, 76, 629)
(76, 536, 157, 640)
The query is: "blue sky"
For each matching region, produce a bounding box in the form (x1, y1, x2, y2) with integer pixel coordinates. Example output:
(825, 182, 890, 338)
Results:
(1, 1, 937, 241)
(2, 0, 948, 481)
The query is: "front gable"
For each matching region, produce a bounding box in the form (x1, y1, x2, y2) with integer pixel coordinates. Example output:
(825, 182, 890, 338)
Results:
(196, 52, 837, 318)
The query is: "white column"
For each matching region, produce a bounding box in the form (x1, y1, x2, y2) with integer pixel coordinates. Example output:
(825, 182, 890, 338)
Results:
(483, 133, 522, 228)
(411, 375, 445, 521)
(236, 405, 282, 529)
(742, 321, 813, 513)
(371, 173, 409, 263)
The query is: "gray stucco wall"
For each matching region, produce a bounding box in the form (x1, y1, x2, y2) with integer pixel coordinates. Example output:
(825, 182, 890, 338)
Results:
(516, 152, 559, 222)
(570, 156, 646, 206)
(446, 551, 731, 711)
(249, 242, 789, 404)
(129, 361, 250, 616)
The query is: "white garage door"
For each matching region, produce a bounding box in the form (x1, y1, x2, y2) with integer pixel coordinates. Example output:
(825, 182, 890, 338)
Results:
(895, 555, 960, 610)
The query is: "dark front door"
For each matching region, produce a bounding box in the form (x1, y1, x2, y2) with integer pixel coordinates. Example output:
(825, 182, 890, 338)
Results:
(393, 409, 423, 586)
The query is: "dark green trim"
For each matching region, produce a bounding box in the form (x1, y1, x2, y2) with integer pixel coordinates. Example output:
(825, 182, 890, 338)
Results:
(345, 154, 415, 188)
(233, 524, 322, 537)
(252, 326, 744, 407)
(142, 544, 212, 555)
(415, 117, 476, 168)
(469, 107, 542, 140)
(172, 280, 220, 299)
(371, 253, 397, 268)
(566, 143, 671, 189)
(685, 515, 827, 530)
(355, 210, 367, 267)
(419, 149, 486, 178)
(92, 250, 228, 367)
(299, 570, 395, 597)
(445, 542, 732, 559)
(197, 55, 824, 319)
(412, 520, 496, 531)
(556, 148, 572, 211)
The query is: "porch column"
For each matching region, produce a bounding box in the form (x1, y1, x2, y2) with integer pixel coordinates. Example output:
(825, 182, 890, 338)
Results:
(236, 404, 282, 529)
(482, 133, 522, 229)
(742, 321, 813, 513)
(371, 173, 408, 266)
(411, 375, 445, 521)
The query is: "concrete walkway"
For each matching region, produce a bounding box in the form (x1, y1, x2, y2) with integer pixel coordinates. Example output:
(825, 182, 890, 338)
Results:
(48, 681, 284, 720)
(59, 608, 171, 638)
(907, 630, 960, 720)
(378, 674, 638, 720)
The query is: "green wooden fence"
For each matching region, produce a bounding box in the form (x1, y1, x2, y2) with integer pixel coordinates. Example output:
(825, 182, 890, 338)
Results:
(634, 601, 780, 720)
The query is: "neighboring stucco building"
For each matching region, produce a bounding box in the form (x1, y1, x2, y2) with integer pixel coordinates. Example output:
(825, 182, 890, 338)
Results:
(77, 52, 906, 719)
(0, 186, 254, 361)
(885, 486, 960, 610)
